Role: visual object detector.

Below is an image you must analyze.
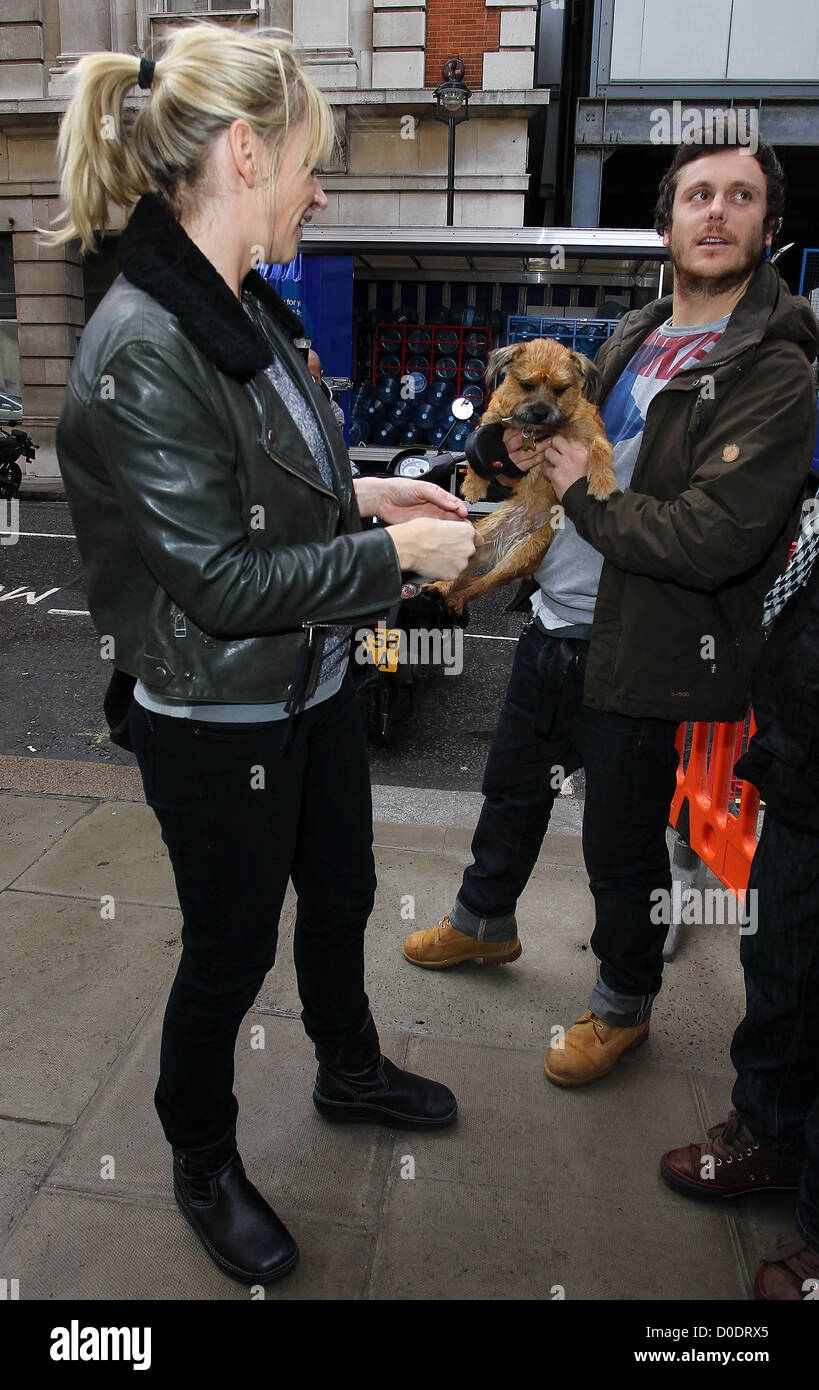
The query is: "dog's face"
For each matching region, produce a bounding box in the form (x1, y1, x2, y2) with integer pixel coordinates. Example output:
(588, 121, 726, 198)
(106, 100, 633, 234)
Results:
(484, 339, 601, 435)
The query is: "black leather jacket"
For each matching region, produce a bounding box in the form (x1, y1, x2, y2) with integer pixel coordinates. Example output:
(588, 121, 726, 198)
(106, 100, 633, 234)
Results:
(57, 195, 402, 705)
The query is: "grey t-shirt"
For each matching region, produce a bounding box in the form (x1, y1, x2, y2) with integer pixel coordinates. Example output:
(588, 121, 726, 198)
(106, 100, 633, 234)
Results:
(531, 313, 730, 631)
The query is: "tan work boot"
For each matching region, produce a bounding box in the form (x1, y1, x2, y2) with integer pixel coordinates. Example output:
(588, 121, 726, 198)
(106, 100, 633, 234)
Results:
(544, 1008, 649, 1086)
(403, 915, 521, 969)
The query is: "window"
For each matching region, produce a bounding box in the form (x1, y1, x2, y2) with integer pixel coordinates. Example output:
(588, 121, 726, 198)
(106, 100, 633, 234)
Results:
(0, 236, 22, 419)
(162, 1, 253, 12)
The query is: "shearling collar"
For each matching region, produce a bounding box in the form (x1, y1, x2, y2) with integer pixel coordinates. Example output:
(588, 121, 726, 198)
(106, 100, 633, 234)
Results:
(117, 194, 306, 379)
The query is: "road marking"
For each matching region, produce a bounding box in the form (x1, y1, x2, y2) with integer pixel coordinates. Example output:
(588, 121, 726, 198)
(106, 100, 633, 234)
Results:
(10, 531, 77, 539)
(48, 608, 90, 616)
(463, 633, 519, 643)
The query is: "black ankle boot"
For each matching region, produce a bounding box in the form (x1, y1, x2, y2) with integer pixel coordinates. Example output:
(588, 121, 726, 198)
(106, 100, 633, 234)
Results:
(312, 1014, 457, 1129)
(173, 1127, 298, 1285)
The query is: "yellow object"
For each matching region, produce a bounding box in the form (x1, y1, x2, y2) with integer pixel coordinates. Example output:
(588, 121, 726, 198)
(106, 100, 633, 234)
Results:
(360, 627, 402, 673)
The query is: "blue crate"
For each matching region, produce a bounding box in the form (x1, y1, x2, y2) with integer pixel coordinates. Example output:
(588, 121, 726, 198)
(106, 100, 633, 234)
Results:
(505, 315, 620, 359)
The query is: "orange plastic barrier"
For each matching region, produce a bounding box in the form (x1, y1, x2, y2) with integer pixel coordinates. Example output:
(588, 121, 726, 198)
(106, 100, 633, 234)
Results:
(669, 714, 760, 900)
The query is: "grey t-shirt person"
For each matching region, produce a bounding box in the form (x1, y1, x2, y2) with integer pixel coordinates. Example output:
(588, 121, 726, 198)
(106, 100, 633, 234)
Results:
(531, 314, 730, 632)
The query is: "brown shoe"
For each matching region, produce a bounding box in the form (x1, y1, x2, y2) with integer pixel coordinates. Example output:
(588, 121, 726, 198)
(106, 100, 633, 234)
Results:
(402, 915, 521, 969)
(543, 1008, 649, 1086)
(660, 1110, 802, 1202)
(754, 1232, 819, 1301)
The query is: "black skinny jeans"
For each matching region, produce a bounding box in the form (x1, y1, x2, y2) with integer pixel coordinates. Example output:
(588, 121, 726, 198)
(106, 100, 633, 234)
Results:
(128, 674, 374, 1151)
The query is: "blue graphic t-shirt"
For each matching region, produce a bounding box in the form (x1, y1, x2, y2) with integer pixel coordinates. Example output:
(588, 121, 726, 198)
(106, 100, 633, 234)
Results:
(531, 313, 730, 631)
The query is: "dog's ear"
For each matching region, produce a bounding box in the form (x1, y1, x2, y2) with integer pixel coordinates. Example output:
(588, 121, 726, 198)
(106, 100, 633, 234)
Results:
(569, 351, 603, 405)
(485, 342, 523, 385)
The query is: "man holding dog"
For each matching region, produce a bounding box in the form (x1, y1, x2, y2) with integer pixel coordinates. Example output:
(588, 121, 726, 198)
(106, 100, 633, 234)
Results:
(403, 132, 819, 1088)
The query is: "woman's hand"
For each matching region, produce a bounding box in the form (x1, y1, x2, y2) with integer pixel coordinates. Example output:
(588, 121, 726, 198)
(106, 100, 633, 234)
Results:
(354, 475, 468, 524)
(386, 517, 478, 580)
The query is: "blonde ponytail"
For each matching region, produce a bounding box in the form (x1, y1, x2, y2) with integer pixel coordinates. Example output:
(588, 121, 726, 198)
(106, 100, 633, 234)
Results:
(47, 52, 153, 251)
(44, 25, 335, 254)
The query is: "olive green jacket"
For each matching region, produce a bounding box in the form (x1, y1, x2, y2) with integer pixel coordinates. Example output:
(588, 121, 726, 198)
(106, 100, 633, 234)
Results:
(522, 262, 819, 721)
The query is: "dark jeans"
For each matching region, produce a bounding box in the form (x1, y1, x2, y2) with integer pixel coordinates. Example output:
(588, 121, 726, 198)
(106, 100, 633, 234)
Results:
(731, 810, 819, 1250)
(128, 674, 375, 1151)
(451, 622, 680, 1024)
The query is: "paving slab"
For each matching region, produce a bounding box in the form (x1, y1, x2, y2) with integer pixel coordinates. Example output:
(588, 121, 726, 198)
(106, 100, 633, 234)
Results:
(0, 792, 94, 890)
(44, 996, 404, 1232)
(399, 1033, 704, 1203)
(367, 1175, 745, 1301)
(11, 800, 175, 906)
(0, 1118, 69, 1244)
(0, 1188, 374, 1301)
(0, 890, 179, 1124)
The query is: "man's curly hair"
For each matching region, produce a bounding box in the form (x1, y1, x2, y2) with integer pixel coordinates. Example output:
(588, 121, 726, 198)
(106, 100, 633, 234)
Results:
(654, 128, 786, 237)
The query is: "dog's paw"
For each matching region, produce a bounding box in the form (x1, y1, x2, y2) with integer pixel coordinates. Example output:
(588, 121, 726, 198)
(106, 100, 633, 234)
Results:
(422, 581, 465, 616)
(461, 466, 489, 504)
(587, 438, 617, 501)
(587, 473, 618, 501)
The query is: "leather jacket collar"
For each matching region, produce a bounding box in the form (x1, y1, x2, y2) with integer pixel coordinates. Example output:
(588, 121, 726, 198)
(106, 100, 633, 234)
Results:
(117, 194, 306, 380)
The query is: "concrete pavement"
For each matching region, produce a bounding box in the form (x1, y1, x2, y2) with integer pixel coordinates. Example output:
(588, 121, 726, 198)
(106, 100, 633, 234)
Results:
(0, 758, 795, 1301)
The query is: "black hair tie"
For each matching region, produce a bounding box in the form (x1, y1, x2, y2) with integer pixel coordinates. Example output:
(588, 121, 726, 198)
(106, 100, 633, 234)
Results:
(137, 58, 155, 90)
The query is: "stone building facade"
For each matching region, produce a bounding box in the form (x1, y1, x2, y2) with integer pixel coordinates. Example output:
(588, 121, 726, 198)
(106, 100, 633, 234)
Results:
(0, 0, 547, 475)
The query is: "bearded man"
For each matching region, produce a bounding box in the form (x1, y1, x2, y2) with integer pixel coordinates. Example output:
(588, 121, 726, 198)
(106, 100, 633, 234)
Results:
(403, 132, 819, 1087)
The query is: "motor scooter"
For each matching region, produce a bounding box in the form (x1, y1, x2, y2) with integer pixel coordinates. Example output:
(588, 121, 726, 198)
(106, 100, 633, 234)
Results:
(0, 420, 36, 501)
(354, 397, 479, 745)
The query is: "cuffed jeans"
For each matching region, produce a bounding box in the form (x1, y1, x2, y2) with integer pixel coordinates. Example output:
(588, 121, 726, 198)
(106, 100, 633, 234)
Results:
(731, 810, 819, 1251)
(449, 621, 680, 1026)
(128, 673, 374, 1151)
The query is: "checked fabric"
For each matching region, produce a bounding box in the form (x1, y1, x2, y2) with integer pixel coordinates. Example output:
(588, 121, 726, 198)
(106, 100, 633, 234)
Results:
(763, 490, 819, 629)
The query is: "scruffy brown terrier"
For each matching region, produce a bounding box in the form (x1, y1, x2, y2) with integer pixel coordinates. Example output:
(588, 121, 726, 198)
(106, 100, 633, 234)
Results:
(429, 338, 616, 613)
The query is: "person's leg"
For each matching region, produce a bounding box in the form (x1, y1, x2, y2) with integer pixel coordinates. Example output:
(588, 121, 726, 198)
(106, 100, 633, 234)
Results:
(658, 811, 819, 1297)
(288, 675, 376, 1049)
(128, 700, 312, 1283)
(128, 702, 307, 1150)
(450, 626, 585, 942)
(543, 707, 679, 1086)
(290, 674, 456, 1126)
(579, 709, 680, 1025)
(730, 812, 819, 1248)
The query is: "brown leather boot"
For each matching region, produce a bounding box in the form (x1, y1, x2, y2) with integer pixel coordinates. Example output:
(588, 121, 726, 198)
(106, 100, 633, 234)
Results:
(543, 1008, 649, 1086)
(403, 915, 521, 969)
(660, 1109, 803, 1201)
(755, 1232, 819, 1300)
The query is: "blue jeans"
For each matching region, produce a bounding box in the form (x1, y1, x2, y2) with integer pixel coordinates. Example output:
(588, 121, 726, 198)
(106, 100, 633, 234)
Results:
(450, 621, 680, 1025)
(128, 673, 375, 1150)
(731, 810, 819, 1250)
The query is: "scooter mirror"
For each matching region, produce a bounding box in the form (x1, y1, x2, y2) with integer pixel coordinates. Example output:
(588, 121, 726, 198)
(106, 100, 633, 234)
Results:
(451, 396, 475, 421)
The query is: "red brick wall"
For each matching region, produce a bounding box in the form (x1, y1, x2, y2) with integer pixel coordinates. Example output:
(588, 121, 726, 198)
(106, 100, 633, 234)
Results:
(425, 0, 501, 90)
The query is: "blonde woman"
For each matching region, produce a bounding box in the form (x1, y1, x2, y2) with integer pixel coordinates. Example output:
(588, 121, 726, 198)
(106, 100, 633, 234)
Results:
(52, 26, 476, 1287)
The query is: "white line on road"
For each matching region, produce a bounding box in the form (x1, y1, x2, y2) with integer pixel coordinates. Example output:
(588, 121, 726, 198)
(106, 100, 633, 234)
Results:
(463, 633, 519, 642)
(11, 531, 77, 539)
(48, 608, 90, 616)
